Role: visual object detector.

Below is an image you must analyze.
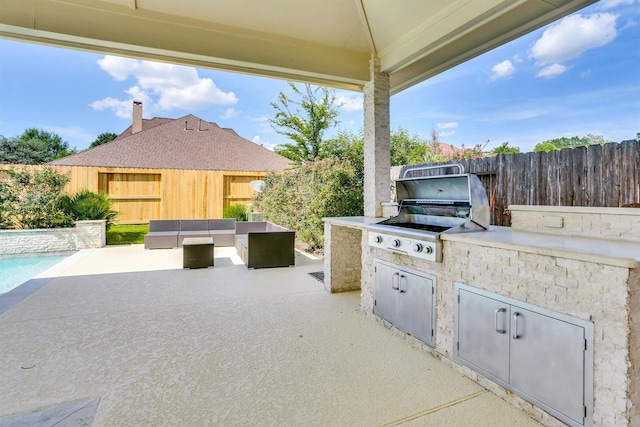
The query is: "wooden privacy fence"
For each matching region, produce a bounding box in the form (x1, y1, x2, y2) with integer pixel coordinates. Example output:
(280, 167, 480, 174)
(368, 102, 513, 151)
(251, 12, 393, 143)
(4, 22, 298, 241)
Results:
(1, 164, 265, 223)
(400, 140, 640, 226)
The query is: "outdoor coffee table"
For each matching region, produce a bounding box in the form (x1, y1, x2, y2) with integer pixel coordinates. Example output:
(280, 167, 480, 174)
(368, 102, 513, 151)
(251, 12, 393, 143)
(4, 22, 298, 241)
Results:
(182, 237, 214, 269)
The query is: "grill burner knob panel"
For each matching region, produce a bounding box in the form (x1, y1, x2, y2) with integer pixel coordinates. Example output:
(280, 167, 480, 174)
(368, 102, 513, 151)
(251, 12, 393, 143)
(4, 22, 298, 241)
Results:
(368, 230, 438, 262)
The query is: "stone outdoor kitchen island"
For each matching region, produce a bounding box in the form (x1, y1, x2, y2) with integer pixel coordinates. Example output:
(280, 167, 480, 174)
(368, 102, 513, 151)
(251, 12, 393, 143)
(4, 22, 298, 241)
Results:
(323, 206, 640, 427)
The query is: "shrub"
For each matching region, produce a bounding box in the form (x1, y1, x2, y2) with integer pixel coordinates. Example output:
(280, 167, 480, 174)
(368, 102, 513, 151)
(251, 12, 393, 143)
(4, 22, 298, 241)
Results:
(223, 204, 248, 221)
(253, 156, 363, 252)
(59, 189, 118, 229)
(0, 167, 72, 229)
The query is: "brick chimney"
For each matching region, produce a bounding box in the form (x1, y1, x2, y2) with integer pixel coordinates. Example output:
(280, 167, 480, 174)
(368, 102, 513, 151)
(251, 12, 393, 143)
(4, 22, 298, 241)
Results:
(132, 100, 142, 134)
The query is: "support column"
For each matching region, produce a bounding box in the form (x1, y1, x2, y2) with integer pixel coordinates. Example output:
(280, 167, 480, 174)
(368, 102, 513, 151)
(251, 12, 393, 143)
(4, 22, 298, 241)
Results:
(363, 57, 391, 218)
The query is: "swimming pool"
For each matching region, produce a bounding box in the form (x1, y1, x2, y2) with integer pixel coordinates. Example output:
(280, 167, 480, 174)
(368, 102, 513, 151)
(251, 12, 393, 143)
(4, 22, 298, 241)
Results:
(0, 254, 71, 296)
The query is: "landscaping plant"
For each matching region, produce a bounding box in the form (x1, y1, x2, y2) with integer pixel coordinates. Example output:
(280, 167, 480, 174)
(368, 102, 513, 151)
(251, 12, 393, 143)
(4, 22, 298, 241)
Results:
(0, 167, 72, 229)
(253, 156, 363, 253)
(223, 203, 248, 221)
(58, 188, 118, 229)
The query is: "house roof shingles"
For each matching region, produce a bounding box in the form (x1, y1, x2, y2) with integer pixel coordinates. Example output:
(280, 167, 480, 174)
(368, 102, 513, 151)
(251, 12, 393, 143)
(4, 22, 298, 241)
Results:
(51, 114, 291, 172)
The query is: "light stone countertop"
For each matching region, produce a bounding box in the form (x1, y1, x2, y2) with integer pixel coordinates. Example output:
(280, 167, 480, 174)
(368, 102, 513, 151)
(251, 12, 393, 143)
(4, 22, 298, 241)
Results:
(323, 217, 640, 268)
(322, 216, 382, 229)
(442, 226, 640, 268)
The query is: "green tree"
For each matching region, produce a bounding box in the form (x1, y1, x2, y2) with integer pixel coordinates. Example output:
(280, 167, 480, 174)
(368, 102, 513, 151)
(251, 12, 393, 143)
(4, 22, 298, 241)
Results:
(90, 132, 118, 148)
(325, 128, 445, 167)
(0, 128, 76, 164)
(390, 128, 434, 166)
(533, 134, 608, 153)
(253, 156, 363, 252)
(269, 82, 340, 164)
(0, 167, 72, 229)
(491, 142, 520, 155)
(324, 130, 364, 166)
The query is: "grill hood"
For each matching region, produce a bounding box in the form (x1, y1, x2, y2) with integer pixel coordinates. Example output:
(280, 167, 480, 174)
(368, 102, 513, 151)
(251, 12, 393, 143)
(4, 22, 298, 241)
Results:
(380, 166, 490, 233)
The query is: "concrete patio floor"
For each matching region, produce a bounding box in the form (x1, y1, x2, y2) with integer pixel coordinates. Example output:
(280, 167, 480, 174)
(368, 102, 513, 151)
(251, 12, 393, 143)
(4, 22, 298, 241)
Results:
(0, 245, 541, 426)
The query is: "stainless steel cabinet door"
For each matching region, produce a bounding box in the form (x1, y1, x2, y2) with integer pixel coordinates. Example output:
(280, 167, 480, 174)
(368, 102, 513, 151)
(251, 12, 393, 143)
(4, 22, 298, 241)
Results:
(397, 271, 434, 345)
(509, 306, 586, 425)
(373, 261, 401, 325)
(457, 289, 510, 383)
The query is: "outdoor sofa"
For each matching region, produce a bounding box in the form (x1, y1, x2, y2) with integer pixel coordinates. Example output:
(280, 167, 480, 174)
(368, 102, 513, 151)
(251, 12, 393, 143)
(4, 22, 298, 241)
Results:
(144, 219, 236, 249)
(235, 221, 295, 269)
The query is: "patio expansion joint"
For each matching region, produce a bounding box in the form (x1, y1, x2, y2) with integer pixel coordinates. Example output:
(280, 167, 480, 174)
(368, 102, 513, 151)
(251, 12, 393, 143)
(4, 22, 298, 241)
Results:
(1, 289, 331, 324)
(379, 389, 488, 426)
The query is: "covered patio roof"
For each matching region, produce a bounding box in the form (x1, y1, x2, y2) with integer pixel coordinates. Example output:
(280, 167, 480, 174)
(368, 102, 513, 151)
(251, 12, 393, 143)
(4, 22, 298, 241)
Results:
(1, 0, 598, 95)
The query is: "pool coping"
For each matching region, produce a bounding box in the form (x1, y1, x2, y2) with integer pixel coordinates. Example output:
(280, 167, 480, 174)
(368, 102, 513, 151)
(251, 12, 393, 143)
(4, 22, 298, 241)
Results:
(0, 250, 92, 315)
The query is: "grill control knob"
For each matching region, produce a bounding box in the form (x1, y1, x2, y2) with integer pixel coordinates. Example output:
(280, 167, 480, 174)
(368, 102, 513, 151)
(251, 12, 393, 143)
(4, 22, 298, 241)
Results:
(374, 235, 383, 244)
(392, 239, 401, 248)
(412, 243, 423, 253)
(425, 246, 433, 254)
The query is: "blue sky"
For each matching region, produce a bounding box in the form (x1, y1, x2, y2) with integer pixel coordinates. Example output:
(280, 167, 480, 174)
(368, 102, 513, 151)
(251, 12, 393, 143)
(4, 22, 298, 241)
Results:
(0, 0, 638, 154)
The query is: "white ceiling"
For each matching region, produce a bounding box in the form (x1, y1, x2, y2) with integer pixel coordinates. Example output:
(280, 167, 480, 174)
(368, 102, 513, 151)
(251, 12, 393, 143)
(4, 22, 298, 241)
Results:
(0, 0, 598, 94)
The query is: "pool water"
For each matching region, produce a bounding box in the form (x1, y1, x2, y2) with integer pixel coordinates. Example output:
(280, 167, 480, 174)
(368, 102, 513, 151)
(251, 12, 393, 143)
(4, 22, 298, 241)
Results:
(0, 254, 69, 296)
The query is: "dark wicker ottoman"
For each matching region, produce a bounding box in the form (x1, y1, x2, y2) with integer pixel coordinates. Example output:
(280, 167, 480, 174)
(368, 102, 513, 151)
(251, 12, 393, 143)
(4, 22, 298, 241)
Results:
(182, 237, 214, 269)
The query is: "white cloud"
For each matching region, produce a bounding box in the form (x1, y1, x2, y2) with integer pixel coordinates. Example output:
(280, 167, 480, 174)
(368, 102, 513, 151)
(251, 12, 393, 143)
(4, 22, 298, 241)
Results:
(335, 93, 363, 112)
(536, 63, 569, 79)
(530, 13, 618, 65)
(252, 135, 277, 151)
(220, 108, 239, 120)
(599, 0, 635, 9)
(437, 122, 459, 130)
(92, 56, 238, 118)
(490, 60, 516, 80)
(436, 122, 458, 137)
(248, 114, 273, 133)
(90, 97, 132, 119)
(44, 126, 95, 146)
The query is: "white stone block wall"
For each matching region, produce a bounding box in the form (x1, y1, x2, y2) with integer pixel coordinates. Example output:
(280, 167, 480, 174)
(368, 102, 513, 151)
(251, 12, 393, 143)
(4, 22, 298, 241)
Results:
(444, 240, 632, 426)
(324, 223, 364, 293)
(0, 220, 106, 255)
(363, 58, 390, 218)
(510, 205, 640, 243)
(361, 238, 637, 426)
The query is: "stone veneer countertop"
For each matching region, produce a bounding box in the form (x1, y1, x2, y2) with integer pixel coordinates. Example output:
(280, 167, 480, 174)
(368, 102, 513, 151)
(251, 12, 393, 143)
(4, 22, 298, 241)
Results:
(323, 217, 640, 269)
(442, 226, 640, 268)
(322, 216, 382, 228)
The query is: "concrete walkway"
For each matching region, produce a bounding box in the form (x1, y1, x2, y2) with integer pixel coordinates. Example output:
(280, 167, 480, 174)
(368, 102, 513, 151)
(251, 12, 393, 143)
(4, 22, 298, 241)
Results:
(0, 245, 540, 426)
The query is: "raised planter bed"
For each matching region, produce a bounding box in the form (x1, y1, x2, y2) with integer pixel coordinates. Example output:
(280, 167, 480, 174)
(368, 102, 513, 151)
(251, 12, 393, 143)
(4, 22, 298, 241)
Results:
(0, 220, 106, 255)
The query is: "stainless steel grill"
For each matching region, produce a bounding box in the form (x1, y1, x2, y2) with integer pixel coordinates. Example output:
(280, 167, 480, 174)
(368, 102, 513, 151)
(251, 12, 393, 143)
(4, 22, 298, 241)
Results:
(368, 165, 490, 262)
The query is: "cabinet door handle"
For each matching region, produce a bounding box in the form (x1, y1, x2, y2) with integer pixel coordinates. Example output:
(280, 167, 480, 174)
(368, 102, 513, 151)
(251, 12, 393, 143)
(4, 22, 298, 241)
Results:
(392, 272, 400, 290)
(494, 308, 507, 334)
(512, 312, 520, 339)
(399, 275, 407, 293)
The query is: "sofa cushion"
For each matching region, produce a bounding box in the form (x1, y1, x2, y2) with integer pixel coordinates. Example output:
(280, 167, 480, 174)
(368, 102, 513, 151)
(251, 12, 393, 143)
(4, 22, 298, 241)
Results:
(235, 221, 268, 235)
(144, 231, 179, 249)
(180, 219, 210, 231)
(149, 220, 180, 232)
(209, 219, 236, 231)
